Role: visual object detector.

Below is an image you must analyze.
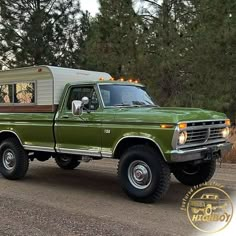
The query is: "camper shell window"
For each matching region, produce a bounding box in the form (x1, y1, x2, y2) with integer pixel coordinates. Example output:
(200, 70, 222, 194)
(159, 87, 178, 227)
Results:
(0, 82, 36, 105)
(0, 84, 13, 103)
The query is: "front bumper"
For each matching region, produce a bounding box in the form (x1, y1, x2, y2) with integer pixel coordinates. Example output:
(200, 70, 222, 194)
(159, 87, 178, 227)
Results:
(168, 142, 232, 162)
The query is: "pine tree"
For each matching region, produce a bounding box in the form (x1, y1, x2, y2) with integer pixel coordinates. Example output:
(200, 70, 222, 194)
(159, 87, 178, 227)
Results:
(138, 0, 194, 106)
(83, 0, 141, 79)
(139, 0, 236, 116)
(73, 10, 92, 68)
(184, 0, 236, 116)
(0, 0, 81, 68)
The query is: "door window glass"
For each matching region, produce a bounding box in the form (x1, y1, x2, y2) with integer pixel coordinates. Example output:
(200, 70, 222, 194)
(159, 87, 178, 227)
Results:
(67, 86, 99, 111)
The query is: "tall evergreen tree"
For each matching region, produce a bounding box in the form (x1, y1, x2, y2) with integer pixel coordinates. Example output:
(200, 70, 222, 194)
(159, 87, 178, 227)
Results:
(138, 0, 194, 106)
(83, 0, 141, 79)
(185, 0, 236, 116)
(0, 0, 81, 68)
(138, 0, 236, 116)
(73, 10, 92, 68)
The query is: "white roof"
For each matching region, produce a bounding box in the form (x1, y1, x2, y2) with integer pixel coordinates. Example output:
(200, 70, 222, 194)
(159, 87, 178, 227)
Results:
(46, 66, 111, 103)
(0, 65, 112, 105)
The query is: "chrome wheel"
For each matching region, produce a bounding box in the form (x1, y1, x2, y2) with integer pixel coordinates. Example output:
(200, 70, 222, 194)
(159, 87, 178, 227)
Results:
(2, 149, 16, 171)
(0, 138, 29, 180)
(128, 160, 152, 189)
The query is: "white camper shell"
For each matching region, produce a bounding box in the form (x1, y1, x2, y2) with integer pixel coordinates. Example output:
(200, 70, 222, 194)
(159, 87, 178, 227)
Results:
(0, 66, 111, 112)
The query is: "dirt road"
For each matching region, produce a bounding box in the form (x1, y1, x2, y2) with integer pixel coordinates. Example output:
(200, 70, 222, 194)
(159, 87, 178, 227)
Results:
(0, 159, 235, 236)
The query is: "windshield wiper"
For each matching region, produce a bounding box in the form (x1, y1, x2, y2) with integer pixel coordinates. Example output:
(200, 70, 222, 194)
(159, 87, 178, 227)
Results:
(140, 104, 159, 107)
(131, 101, 158, 107)
(113, 103, 142, 107)
(113, 103, 132, 107)
(113, 102, 158, 108)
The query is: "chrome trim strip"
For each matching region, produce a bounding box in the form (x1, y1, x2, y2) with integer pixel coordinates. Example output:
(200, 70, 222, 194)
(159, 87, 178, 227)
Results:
(171, 126, 179, 149)
(177, 139, 226, 149)
(96, 84, 105, 108)
(56, 147, 102, 157)
(177, 119, 226, 124)
(101, 152, 113, 158)
(23, 145, 55, 152)
(0, 130, 23, 146)
(113, 136, 166, 161)
(169, 142, 232, 162)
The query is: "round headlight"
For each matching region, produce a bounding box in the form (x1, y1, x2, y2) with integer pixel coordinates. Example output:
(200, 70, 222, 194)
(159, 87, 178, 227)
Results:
(178, 131, 188, 145)
(222, 127, 230, 138)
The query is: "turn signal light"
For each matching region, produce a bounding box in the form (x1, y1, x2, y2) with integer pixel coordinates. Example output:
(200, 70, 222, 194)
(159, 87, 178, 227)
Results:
(225, 119, 231, 126)
(160, 124, 174, 129)
(178, 123, 187, 129)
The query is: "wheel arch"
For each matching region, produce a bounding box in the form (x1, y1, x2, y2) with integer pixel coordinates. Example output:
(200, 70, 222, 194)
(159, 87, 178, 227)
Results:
(0, 130, 23, 146)
(113, 136, 167, 161)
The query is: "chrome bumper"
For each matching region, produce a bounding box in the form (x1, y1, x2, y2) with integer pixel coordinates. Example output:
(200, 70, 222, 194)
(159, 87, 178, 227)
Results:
(169, 142, 232, 162)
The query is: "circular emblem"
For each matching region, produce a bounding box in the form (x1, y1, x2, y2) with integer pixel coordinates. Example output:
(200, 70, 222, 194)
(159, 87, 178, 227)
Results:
(184, 184, 233, 233)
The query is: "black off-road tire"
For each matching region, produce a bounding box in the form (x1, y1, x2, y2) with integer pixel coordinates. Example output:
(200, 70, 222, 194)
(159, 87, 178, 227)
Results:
(118, 145, 171, 203)
(55, 156, 80, 170)
(0, 138, 29, 180)
(172, 160, 216, 186)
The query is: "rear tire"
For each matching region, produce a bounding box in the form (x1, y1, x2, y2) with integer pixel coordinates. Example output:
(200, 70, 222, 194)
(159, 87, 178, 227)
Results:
(118, 145, 170, 203)
(172, 160, 216, 186)
(55, 155, 80, 170)
(0, 138, 29, 180)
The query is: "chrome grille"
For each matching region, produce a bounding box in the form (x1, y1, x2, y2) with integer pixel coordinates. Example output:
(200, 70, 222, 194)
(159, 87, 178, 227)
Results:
(186, 129, 209, 144)
(176, 120, 227, 149)
(186, 127, 224, 144)
(209, 127, 224, 140)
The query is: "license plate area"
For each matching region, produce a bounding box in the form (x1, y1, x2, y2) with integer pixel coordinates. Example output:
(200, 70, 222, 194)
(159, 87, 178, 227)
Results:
(203, 146, 220, 161)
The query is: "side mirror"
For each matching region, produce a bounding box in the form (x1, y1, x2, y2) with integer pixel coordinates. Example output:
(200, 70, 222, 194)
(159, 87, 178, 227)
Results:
(72, 97, 89, 116)
(81, 96, 89, 105)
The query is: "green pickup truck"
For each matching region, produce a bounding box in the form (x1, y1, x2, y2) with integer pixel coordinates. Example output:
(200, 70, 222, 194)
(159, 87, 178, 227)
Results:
(0, 66, 232, 203)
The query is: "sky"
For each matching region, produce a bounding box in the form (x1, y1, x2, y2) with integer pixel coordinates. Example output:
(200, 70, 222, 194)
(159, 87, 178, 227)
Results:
(80, 0, 100, 16)
(79, 0, 151, 16)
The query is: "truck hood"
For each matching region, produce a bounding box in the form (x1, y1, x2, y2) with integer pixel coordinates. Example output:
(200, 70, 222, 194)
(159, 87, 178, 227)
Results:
(112, 107, 227, 124)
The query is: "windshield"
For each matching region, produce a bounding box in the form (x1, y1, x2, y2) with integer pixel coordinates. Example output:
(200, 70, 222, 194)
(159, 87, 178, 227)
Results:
(99, 84, 156, 107)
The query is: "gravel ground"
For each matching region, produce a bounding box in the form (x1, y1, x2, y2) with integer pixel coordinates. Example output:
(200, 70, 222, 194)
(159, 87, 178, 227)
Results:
(0, 159, 235, 236)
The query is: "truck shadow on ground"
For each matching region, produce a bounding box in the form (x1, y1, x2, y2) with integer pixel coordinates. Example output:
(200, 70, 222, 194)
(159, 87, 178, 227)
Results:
(15, 161, 191, 205)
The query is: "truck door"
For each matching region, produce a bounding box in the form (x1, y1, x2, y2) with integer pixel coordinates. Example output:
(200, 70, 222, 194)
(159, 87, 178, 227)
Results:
(54, 85, 102, 157)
